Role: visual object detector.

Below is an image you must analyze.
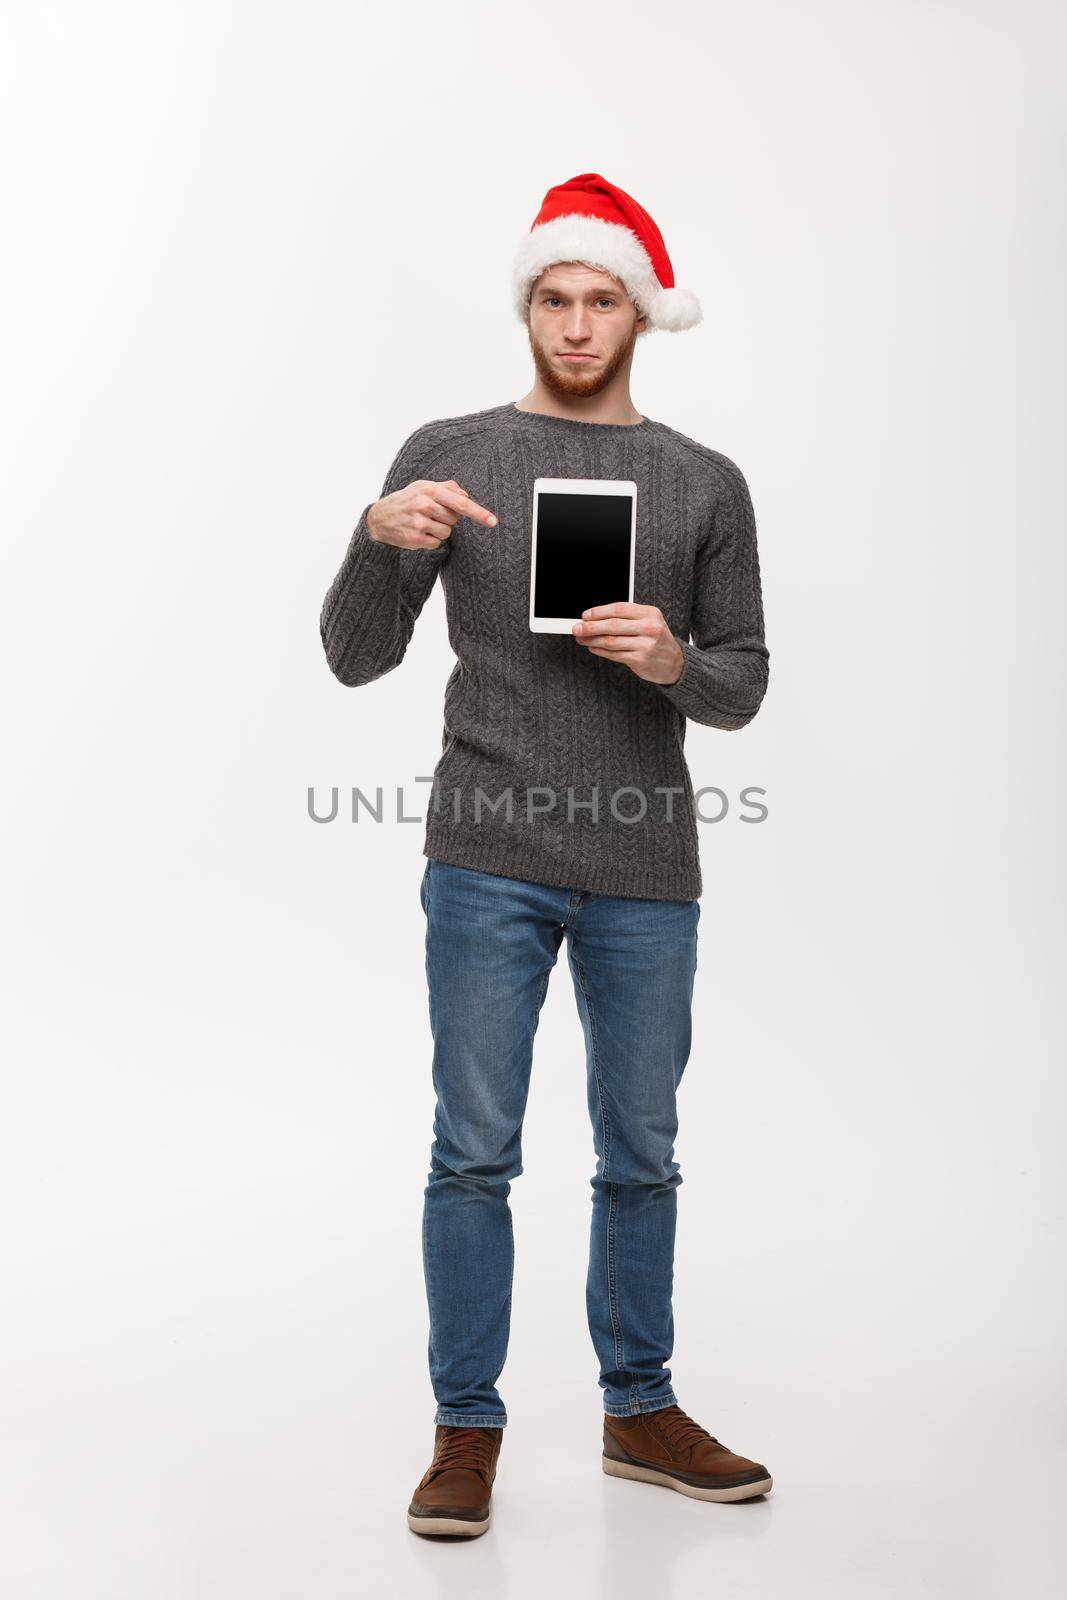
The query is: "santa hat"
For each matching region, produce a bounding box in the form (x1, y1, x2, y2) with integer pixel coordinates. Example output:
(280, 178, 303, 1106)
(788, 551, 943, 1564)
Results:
(511, 172, 702, 334)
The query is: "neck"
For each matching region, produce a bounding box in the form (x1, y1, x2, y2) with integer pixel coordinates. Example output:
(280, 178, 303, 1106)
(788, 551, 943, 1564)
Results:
(514, 376, 644, 428)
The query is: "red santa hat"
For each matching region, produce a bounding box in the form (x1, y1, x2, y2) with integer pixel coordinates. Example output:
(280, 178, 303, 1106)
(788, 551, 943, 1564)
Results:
(512, 171, 703, 334)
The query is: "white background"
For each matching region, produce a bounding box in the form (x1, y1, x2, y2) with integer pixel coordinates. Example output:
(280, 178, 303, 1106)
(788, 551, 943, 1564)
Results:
(2, 2, 1064, 1595)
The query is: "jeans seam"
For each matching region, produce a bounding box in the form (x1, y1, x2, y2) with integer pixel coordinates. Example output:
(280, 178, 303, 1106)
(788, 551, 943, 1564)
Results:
(501, 1204, 515, 1360)
(572, 947, 624, 1380)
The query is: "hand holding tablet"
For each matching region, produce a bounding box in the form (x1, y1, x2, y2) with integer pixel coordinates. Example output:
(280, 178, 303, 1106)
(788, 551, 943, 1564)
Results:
(572, 600, 686, 686)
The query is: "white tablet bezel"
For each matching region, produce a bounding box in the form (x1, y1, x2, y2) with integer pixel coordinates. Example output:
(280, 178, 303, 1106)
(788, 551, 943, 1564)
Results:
(528, 476, 638, 633)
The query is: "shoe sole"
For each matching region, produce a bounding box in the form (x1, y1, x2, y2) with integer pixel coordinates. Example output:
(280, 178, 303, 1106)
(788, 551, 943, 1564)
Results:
(603, 1455, 772, 1501)
(407, 1511, 491, 1537)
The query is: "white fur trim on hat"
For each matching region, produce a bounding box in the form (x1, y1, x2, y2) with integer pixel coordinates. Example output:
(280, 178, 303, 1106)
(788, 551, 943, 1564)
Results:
(645, 286, 703, 332)
(512, 213, 702, 333)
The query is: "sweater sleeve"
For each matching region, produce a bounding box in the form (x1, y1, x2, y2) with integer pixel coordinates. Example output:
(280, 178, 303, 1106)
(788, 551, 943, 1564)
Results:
(654, 460, 770, 730)
(319, 428, 451, 687)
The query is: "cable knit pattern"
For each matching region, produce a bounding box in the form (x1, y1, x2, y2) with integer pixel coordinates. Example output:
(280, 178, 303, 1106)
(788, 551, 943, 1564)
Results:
(319, 401, 769, 901)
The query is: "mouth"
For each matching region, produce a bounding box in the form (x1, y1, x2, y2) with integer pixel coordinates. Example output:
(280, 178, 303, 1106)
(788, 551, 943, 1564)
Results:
(558, 353, 598, 362)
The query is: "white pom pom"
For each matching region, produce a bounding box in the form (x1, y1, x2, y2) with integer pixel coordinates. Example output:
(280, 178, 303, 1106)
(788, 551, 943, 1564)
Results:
(645, 286, 703, 332)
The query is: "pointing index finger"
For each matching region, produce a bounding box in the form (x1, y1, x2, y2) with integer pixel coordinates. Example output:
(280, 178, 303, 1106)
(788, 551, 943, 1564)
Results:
(431, 481, 498, 527)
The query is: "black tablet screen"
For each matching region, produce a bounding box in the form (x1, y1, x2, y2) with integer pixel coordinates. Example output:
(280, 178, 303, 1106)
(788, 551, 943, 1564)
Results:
(533, 492, 633, 618)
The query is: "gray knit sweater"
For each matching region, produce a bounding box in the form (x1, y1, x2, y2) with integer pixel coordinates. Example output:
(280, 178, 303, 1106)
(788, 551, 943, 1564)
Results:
(319, 400, 769, 901)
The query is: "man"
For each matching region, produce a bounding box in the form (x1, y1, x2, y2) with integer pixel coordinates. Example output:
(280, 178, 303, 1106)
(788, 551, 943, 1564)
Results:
(320, 172, 772, 1537)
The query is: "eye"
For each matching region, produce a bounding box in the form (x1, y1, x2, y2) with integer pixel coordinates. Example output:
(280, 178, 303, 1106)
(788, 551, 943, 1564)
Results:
(597, 298, 615, 308)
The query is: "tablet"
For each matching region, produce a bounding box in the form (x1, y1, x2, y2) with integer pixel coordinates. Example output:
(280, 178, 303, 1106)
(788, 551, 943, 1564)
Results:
(529, 477, 637, 634)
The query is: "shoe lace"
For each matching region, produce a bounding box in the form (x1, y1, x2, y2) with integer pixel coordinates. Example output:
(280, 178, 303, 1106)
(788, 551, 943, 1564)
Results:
(430, 1427, 495, 1483)
(653, 1406, 719, 1453)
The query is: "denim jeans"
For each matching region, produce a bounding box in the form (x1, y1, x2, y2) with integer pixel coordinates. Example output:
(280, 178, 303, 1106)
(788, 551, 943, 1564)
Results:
(419, 858, 700, 1427)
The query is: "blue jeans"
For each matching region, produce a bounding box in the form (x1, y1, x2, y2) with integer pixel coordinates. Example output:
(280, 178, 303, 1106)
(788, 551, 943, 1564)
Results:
(419, 858, 700, 1427)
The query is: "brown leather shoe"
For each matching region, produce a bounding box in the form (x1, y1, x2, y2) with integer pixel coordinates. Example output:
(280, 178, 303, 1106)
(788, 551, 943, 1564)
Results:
(407, 1424, 503, 1537)
(603, 1405, 772, 1502)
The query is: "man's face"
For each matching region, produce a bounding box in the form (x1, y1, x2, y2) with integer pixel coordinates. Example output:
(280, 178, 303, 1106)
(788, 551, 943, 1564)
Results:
(525, 261, 646, 398)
